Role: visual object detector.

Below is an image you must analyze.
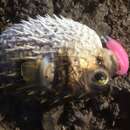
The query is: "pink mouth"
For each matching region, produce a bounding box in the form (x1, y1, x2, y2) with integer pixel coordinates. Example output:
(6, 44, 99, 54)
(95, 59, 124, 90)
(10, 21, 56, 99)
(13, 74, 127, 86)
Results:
(102, 36, 129, 75)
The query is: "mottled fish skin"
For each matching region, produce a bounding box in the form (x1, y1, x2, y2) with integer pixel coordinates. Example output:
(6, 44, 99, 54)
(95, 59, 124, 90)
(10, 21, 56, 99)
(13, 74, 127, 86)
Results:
(0, 15, 104, 103)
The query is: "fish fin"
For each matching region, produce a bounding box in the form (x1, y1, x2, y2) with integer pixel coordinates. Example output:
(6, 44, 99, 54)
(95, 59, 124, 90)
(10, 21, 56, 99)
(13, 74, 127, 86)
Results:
(21, 60, 41, 82)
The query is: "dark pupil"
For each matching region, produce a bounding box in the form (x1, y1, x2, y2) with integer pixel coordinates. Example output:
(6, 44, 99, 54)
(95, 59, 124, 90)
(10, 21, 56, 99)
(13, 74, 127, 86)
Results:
(96, 56, 103, 65)
(94, 72, 106, 81)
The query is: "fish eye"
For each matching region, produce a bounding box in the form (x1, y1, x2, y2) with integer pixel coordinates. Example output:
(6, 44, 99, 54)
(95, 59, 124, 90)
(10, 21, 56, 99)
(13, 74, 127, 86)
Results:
(96, 56, 103, 65)
(92, 70, 109, 86)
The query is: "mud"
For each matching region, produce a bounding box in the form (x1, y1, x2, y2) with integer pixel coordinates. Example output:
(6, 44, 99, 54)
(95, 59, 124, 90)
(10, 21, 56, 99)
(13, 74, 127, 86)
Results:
(0, 0, 130, 130)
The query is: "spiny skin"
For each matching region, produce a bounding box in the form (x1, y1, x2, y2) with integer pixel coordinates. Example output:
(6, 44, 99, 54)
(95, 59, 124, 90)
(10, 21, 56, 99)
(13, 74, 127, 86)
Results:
(0, 15, 102, 58)
(0, 15, 117, 104)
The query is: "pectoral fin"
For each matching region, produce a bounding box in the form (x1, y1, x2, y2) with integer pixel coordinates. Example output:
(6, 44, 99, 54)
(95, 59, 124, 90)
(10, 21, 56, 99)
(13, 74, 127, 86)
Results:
(21, 60, 41, 82)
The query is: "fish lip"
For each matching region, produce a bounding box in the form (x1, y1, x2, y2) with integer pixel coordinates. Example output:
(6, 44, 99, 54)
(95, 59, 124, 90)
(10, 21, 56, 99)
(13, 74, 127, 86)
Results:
(101, 36, 129, 75)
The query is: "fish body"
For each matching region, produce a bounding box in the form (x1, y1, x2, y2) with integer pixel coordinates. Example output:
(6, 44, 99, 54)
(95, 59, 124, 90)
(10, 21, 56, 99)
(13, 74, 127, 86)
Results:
(0, 15, 118, 103)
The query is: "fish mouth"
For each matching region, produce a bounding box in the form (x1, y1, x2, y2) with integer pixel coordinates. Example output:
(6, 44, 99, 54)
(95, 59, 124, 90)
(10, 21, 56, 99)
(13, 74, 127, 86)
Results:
(90, 69, 109, 87)
(87, 69, 110, 94)
(101, 36, 129, 75)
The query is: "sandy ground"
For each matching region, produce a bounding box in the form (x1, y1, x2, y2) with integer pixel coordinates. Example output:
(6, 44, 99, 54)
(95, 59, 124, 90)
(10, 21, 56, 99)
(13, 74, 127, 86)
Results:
(0, 0, 130, 130)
